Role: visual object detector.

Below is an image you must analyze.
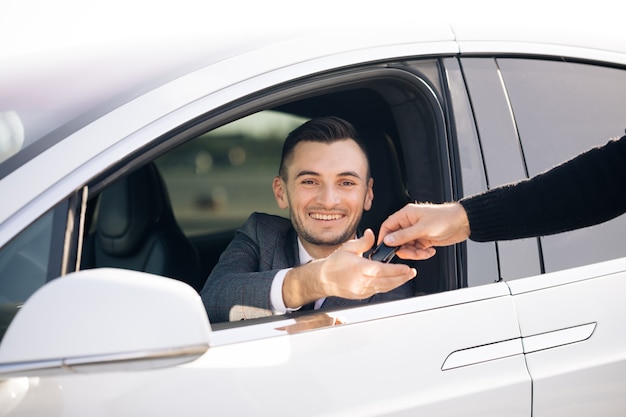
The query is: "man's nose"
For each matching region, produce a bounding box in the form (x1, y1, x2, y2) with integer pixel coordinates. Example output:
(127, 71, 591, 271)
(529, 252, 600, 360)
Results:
(317, 185, 340, 206)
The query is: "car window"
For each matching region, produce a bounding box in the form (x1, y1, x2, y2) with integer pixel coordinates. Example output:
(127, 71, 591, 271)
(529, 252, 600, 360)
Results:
(0, 203, 66, 342)
(153, 62, 458, 311)
(142, 62, 459, 324)
(156, 111, 307, 236)
(460, 57, 542, 281)
(498, 58, 626, 273)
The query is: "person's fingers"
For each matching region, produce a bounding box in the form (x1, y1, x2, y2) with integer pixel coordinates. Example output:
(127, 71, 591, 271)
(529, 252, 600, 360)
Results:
(341, 228, 375, 255)
(377, 204, 426, 245)
(362, 260, 416, 277)
(377, 211, 412, 244)
(382, 223, 425, 247)
(367, 264, 417, 293)
(381, 202, 471, 248)
(395, 246, 436, 261)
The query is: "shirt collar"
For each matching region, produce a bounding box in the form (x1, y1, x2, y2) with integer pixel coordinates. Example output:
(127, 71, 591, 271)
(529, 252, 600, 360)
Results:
(297, 237, 313, 265)
(296, 230, 363, 264)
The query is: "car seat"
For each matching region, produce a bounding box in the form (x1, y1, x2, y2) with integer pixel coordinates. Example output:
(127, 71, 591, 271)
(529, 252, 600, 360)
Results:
(358, 128, 411, 235)
(86, 163, 203, 291)
(357, 128, 441, 296)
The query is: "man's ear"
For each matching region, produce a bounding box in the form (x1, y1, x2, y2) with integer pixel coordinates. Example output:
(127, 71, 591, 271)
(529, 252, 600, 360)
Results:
(364, 177, 374, 211)
(273, 176, 289, 209)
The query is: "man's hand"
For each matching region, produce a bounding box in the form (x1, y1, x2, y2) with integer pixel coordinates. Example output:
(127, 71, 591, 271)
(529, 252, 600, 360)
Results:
(377, 202, 471, 261)
(282, 229, 417, 308)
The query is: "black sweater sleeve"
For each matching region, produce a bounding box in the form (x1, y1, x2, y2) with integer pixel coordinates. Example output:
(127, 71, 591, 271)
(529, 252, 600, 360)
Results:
(460, 135, 626, 242)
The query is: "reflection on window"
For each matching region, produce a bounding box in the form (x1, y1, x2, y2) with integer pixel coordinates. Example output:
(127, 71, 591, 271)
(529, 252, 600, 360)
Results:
(157, 111, 308, 236)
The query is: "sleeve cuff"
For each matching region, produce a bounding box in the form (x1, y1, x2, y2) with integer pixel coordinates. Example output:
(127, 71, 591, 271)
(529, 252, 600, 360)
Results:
(270, 268, 301, 314)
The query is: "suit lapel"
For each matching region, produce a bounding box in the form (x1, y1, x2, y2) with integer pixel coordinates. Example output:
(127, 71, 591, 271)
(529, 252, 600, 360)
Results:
(268, 221, 299, 270)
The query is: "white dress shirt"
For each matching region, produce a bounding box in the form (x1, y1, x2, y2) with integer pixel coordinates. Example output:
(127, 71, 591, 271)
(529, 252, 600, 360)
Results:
(269, 238, 326, 314)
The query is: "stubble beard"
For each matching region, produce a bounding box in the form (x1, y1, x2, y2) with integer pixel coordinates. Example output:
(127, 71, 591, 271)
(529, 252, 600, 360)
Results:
(290, 210, 362, 247)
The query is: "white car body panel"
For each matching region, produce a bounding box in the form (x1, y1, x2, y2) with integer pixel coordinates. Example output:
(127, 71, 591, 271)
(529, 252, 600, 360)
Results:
(453, 23, 626, 64)
(508, 258, 626, 416)
(2, 279, 530, 417)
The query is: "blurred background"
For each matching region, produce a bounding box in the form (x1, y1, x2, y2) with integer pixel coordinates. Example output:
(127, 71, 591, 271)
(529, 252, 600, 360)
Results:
(155, 110, 306, 235)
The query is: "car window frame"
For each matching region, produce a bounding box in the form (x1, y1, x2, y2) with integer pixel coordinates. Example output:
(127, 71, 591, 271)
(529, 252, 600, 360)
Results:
(72, 59, 463, 340)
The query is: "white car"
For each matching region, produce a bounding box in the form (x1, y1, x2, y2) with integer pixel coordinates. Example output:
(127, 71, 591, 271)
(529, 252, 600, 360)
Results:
(1, 22, 626, 416)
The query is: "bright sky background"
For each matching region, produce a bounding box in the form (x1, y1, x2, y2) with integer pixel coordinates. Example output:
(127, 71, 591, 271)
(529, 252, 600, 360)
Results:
(1, 0, 623, 58)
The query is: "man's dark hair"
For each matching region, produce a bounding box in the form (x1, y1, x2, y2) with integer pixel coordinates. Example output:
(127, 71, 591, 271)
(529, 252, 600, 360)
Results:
(278, 116, 369, 180)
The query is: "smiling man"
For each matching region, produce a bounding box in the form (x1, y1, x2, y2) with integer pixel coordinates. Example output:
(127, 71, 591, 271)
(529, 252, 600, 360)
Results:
(200, 117, 416, 323)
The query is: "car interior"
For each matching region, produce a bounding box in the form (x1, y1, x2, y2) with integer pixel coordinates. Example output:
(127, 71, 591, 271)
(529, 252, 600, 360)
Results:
(80, 162, 205, 291)
(79, 61, 455, 323)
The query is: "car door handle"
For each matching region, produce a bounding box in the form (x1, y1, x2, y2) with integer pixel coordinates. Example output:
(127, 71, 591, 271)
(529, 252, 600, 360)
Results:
(442, 322, 596, 371)
(521, 322, 596, 354)
(442, 338, 524, 370)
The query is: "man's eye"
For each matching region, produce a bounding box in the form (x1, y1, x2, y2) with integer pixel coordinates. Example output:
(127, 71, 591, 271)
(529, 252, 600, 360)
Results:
(340, 181, 356, 186)
(301, 179, 316, 185)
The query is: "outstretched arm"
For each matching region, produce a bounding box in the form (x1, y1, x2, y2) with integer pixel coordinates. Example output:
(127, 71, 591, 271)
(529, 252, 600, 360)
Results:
(283, 229, 417, 308)
(378, 135, 626, 260)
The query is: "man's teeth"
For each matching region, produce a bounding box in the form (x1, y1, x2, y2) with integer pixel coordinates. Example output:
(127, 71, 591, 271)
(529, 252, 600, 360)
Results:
(311, 213, 342, 220)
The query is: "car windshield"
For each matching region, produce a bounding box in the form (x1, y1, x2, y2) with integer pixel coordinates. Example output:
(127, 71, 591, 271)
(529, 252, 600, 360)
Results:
(0, 33, 281, 178)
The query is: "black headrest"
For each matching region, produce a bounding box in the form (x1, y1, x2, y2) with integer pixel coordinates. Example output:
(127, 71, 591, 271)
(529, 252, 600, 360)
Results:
(97, 164, 164, 256)
(359, 129, 410, 236)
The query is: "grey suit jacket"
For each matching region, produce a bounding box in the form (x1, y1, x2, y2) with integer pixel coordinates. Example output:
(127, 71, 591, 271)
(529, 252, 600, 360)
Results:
(200, 212, 414, 323)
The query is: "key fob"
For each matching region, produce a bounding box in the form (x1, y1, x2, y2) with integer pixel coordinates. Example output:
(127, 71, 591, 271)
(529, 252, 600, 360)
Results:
(366, 242, 398, 263)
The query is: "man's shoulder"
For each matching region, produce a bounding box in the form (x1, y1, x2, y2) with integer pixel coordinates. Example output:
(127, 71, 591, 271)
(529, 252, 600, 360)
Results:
(243, 212, 292, 235)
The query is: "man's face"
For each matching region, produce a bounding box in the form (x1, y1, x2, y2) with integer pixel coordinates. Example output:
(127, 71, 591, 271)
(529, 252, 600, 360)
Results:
(273, 139, 373, 255)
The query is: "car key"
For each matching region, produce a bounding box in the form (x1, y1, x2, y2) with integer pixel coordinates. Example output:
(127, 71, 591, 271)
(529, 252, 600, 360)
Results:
(366, 242, 399, 263)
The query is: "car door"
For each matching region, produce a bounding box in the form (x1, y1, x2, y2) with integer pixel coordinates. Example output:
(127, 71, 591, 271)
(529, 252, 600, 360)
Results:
(1, 269, 529, 417)
(1, 37, 531, 415)
(499, 57, 626, 416)
(459, 54, 626, 415)
(509, 259, 626, 417)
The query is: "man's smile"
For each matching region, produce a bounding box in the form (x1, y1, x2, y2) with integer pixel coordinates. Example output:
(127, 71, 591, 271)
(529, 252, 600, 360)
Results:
(309, 212, 345, 221)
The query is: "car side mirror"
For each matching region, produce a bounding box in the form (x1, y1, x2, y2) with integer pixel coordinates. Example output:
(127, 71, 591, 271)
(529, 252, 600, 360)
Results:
(0, 268, 211, 377)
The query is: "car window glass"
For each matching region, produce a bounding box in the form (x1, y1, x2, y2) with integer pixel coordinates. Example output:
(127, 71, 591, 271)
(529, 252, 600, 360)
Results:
(461, 57, 542, 280)
(156, 111, 308, 236)
(0, 207, 62, 342)
(498, 58, 626, 272)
